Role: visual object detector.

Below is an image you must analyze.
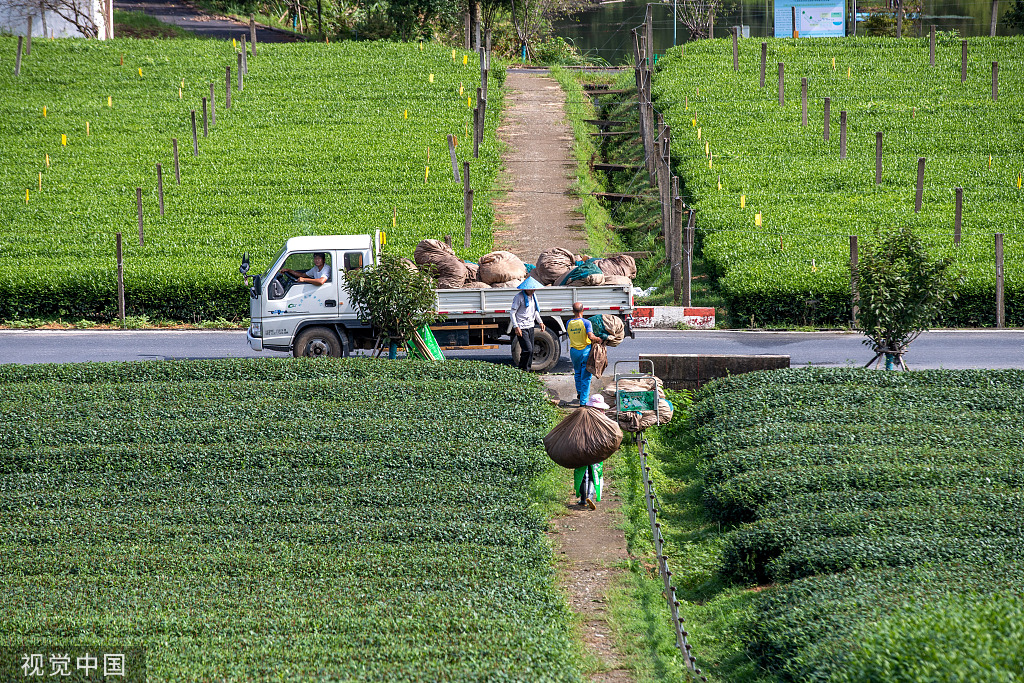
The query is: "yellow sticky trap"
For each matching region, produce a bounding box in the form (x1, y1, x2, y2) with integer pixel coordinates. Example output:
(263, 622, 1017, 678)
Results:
(404, 109, 408, 119)
(392, 212, 396, 228)
(419, 42, 423, 51)
(108, 96, 112, 107)
(692, 117, 696, 127)
(179, 88, 182, 99)
(45, 154, 50, 167)
(452, 49, 457, 61)
(459, 83, 464, 96)
(86, 121, 90, 135)
(1018, 174, 1022, 189)
(138, 67, 142, 77)
(832, 57, 836, 70)
(233, 38, 237, 47)
(429, 73, 434, 83)
(463, 54, 468, 65)
(847, 67, 851, 78)
(705, 141, 709, 155)
(43, 106, 47, 117)
(181, 79, 184, 88)
(61, 134, 67, 146)
(718, 179, 722, 190)
(812, 259, 818, 273)
(382, 231, 387, 245)
(424, 166, 430, 182)
(467, 96, 472, 107)
(989, 155, 992, 168)
(709, 155, 713, 169)
(741, 194, 746, 208)
(697, 128, 701, 140)
(26, 189, 29, 203)
(755, 213, 762, 226)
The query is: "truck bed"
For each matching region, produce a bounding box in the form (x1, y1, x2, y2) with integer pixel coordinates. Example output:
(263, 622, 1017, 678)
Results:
(434, 285, 632, 319)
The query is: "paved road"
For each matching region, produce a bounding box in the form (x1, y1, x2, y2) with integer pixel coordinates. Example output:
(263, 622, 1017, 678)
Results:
(1, 329, 1021, 370)
(116, 0, 304, 42)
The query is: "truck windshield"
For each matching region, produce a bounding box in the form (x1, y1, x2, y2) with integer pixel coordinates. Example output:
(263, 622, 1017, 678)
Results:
(265, 243, 289, 278)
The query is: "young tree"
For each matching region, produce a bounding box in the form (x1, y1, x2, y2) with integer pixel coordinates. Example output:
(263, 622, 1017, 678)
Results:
(342, 252, 442, 357)
(855, 226, 956, 370)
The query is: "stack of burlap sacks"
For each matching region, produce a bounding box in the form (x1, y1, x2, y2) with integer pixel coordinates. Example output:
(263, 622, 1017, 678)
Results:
(600, 377, 674, 432)
(412, 241, 636, 290)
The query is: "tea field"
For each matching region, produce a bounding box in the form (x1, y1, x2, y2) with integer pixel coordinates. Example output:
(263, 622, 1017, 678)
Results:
(0, 38, 500, 321)
(653, 37, 1024, 326)
(691, 368, 1024, 680)
(0, 359, 583, 682)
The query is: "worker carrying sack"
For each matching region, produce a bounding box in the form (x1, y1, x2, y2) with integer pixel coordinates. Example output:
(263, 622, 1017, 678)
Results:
(543, 406, 623, 469)
(586, 341, 608, 378)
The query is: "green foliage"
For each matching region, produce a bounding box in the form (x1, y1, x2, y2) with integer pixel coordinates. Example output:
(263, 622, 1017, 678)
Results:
(0, 38, 500, 322)
(835, 593, 1024, 683)
(342, 251, 442, 344)
(1005, 0, 1024, 29)
(686, 367, 1024, 680)
(856, 225, 956, 358)
(651, 38, 1024, 327)
(0, 358, 581, 681)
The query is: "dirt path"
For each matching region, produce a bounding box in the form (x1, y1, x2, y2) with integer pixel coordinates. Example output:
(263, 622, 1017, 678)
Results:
(550, 462, 633, 683)
(493, 72, 590, 263)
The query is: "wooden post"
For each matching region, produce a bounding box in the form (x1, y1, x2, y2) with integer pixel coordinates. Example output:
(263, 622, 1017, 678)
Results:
(464, 13, 470, 50)
(136, 187, 144, 246)
(915, 157, 926, 212)
(996, 233, 1004, 327)
(954, 187, 962, 245)
(961, 40, 968, 83)
(475, 4, 481, 51)
(209, 82, 216, 126)
(992, 61, 999, 100)
(930, 25, 936, 66)
(824, 97, 831, 140)
(778, 63, 785, 105)
(202, 97, 209, 137)
(444, 234, 452, 247)
(250, 15, 257, 55)
(840, 111, 847, 159)
(709, 11, 714, 38)
(897, 0, 904, 37)
(116, 233, 125, 322)
(850, 235, 859, 324)
(238, 53, 244, 91)
(26, 16, 31, 54)
(732, 27, 739, 70)
(241, 35, 247, 73)
(671, 176, 683, 305)
(875, 132, 883, 184)
(191, 110, 199, 155)
(157, 163, 164, 216)
(15, 36, 23, 76)
(852, 0, 857, 36)
(760, 42, 767, 87)
(463, 162, 472, 249)
(645, 3, 653, 66)
(448, 134, 460, 182)
(172, 138, 181, 184)
(684, 210, 696, 307)
(991, 0, 999, 37)
(791, 6, 798, 38)
(226, 67, 232, 108)
(473, 107, 480, 159)
(801, 78, 808, 126)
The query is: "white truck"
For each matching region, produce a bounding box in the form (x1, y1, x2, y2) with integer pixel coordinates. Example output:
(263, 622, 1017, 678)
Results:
(242, 233, 635, 372)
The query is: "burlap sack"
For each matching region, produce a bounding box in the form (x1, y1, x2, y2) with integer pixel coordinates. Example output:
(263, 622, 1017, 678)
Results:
(586, 341, 608, 378)
(598, 254, 637, 279)
(602, 377, 665, 407)
(414, 239, 467, 289)
(603, 275, 633, 287)
(462, 281, 491, 289)
(616, 399, 674, 432)
(534, 248, 576, 286)
(478, 251, 527, 284)
(578, 273, 606, 286)
(491, 278, 524, 289)
(464, 262, 479, 281)
(600, 314, 625, 347)
(400, 258, 418, 273)
(543, 407, 623, 469)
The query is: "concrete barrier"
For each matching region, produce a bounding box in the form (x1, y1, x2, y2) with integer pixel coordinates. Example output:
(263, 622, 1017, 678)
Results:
(628, 306, 715, 330)
(638, 353, 790, 391)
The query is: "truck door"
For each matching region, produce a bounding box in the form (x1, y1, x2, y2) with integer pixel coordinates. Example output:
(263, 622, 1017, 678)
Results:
(262, 251, 340, 344)
(337, 249, 369, 315)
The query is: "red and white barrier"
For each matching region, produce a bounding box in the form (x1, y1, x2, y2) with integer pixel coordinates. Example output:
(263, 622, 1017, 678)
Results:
(628, 307, 715, 330)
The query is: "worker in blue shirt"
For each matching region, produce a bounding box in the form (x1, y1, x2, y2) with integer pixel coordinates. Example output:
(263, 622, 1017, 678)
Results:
(511, 276, 546, 372)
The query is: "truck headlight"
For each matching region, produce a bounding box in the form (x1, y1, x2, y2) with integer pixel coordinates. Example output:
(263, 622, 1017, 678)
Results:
(249, 322, 262, 338)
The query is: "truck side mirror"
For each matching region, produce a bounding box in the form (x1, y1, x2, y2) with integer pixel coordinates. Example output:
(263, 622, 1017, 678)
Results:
(239, 252, 250, 277)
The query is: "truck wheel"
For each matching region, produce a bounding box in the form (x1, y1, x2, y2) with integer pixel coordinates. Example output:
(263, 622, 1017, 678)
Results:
(293, 326, 344, 358)
(511, 328, 561, 373)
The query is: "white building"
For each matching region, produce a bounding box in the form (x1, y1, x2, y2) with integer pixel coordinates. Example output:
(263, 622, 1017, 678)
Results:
(0, 0, 113, 39)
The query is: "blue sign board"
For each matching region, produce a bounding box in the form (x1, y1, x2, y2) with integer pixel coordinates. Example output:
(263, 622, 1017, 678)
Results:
(775, 0, 846, 38)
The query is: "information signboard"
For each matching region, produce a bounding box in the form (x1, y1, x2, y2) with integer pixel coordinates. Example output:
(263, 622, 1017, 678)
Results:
(774, 0, 846, 38)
